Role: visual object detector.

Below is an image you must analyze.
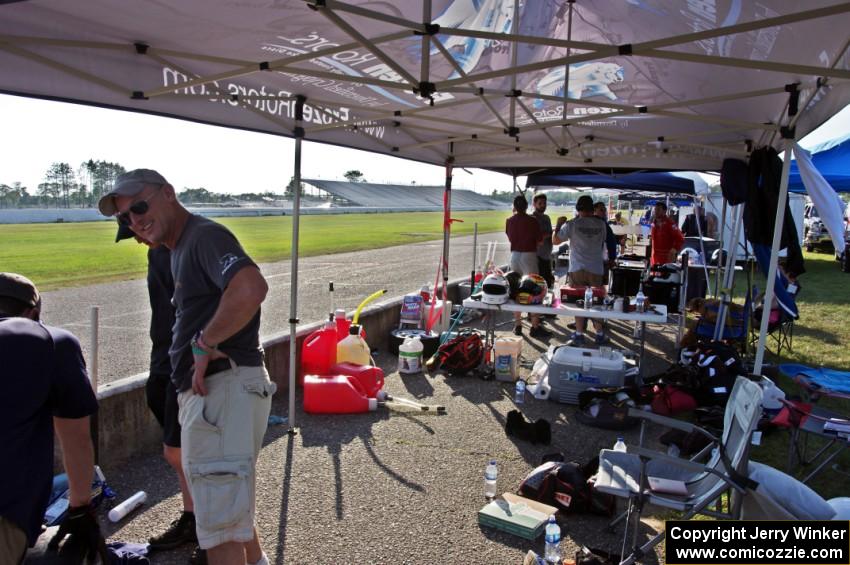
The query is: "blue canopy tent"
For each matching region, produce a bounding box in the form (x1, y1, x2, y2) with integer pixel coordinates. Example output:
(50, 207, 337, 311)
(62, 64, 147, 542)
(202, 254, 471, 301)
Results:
(526, 171, 695, 194)
(789, 132, 850, 193)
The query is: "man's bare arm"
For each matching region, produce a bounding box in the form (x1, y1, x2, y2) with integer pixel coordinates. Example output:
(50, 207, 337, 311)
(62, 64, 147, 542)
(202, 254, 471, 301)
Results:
(54, 416, 94, 506)
(202, 266, 268, 347)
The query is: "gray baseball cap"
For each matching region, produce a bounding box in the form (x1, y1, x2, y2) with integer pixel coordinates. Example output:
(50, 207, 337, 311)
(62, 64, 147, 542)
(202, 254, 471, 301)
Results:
(98, 168, 168, 216)
(0, 272, 40, 309)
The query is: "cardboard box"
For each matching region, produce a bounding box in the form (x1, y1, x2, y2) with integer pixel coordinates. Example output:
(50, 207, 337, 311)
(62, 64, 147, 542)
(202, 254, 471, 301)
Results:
(478, 493, 558, 540)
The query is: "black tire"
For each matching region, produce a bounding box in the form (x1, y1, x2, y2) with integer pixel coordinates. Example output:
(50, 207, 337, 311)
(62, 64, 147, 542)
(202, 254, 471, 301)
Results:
(843, 250, 850, 273)
(388, 328, 441, 358)
(806, 244, 814, 252)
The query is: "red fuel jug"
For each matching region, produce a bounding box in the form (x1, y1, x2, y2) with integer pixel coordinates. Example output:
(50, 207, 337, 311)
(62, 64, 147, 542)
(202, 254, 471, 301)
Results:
(300, 320, 337, 383)
(331, 362, 384, 398)
(303, 374, 378, 414)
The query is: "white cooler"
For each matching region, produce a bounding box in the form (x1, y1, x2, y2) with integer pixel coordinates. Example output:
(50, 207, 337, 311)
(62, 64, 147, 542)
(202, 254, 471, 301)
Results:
(548, 345, 639, 405)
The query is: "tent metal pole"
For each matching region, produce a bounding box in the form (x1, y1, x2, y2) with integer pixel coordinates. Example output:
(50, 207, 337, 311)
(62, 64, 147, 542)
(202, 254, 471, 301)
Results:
(640, 48, 850, 80)
(420, 0, 431, 86)
(715, 198, 727, 299)
(287, 95, 306, 434)
(754, 136, 794, 375)
(508, 0, 519, 134)
(713, 204, 742, 341)
(441, 154, 454, 304)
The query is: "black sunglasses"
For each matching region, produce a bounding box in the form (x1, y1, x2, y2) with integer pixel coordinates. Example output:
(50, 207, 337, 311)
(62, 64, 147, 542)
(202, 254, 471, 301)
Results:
(117, 190, 161, 225)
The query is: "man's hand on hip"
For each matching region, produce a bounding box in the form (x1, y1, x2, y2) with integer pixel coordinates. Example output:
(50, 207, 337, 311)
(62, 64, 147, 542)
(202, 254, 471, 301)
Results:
(191, 348, 228, 396)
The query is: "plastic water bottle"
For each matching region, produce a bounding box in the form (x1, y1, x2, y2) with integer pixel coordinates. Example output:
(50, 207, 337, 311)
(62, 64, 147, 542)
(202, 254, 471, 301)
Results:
(484, 459, 498, 501)
(584, 285, 593, 309)
(544, 515, 561, 564)
(614, 437, 627, 452)
(514, 379, 526, 404)
(635, 285, 646, 313)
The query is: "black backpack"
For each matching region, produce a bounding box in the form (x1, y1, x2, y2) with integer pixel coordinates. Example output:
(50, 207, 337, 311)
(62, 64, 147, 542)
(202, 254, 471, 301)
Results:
(435, 330, 483, 376)
(518, 459, 615, 516)
(576, 387, 648, 430)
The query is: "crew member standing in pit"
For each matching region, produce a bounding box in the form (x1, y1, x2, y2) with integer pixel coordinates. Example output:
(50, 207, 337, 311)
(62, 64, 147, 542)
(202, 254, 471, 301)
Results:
(115, 222, 206, 562)
(553, 195, 608, 346)
(532, 193, 555, 290)
(100, 169, 274, 565)
(505, 194, 551, 339)
(650, 202, 685, 266)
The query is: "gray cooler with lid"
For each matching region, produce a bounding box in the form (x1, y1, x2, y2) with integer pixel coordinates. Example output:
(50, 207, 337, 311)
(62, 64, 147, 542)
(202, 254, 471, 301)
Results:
(547, 345, 639, 405)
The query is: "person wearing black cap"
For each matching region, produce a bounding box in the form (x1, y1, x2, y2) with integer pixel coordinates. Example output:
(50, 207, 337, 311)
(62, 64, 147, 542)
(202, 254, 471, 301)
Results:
(553, 195, 608, 346)
(116, 223, 202, 559)
(100, 169, 273, 565)
(0, 272, 105, 563)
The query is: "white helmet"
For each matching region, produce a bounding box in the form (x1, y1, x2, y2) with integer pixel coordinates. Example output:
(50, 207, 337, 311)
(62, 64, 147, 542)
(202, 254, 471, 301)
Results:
(678, 247, 701, 265)
(481, 273, 509, 305)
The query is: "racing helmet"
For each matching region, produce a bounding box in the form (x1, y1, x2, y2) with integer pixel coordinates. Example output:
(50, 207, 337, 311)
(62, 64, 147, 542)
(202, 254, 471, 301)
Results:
(678, 247, 700, 264)
(481, 273, 510, 305)
(516, 274, 548, 305)
(504, 271, 522, 299)
(710, 248, 728, 266)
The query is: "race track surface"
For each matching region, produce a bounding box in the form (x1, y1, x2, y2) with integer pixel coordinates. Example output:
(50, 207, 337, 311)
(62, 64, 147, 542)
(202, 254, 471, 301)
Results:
(40, 232, 508, 385)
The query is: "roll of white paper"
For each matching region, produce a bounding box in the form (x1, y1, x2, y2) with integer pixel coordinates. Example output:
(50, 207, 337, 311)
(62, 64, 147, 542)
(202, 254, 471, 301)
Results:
(108, 491, 147, 522)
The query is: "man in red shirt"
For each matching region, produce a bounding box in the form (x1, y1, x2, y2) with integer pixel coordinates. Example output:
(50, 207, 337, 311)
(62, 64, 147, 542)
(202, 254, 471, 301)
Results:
(650, 202, 684, 266)
(505, 195, 550, 339)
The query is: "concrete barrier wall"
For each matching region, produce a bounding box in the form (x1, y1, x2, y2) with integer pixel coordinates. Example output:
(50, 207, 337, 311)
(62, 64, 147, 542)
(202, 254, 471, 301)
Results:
(90, 280, 467, 472)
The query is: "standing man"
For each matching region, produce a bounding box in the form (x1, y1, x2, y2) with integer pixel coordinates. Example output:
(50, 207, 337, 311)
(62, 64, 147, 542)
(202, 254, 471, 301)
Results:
(505, 194, 550, 339)
(612, 212, 628, 255)
(99, 170, 274, 565)
(532, 193, 555, 290)
(594, 201, 618, 275)
(649, 202, 684, 266)
(553, 195, 607, 346)
(0, 273, 105, 564)
(116, 223, 201, 560)
(681, 204, 708, 238)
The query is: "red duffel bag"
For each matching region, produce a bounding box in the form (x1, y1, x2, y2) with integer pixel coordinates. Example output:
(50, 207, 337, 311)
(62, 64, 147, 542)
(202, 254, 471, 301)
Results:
(651, 384, 697, 416)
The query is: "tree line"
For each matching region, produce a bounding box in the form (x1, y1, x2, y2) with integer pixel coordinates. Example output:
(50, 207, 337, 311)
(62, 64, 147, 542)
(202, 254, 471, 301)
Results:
(0, 160, 126, 208)
(0, 160, 285, 208)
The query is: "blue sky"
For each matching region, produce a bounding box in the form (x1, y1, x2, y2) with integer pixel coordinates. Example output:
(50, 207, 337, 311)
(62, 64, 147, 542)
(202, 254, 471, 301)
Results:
(1, 94, 848, 196)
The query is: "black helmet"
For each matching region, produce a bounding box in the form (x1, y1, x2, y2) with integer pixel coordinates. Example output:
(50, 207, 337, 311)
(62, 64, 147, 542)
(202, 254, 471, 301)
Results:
(504, 271, 522, 299)
(711, 248, 728, 266)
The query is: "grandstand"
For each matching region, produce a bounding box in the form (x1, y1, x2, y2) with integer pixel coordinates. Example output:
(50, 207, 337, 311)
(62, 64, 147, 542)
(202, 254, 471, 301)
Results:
(301, 179, 501, 210)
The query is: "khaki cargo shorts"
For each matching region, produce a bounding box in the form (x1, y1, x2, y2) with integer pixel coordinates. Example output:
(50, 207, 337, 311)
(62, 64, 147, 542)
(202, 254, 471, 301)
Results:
(568, 269, 604, 287)
(178, 363, 276, 550)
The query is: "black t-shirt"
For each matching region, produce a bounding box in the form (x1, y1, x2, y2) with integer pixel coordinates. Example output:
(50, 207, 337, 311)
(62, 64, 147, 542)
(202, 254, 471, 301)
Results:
(0, 316, 98, 545)
(147, 246, 175, 378)
(169, 215, 263, 391)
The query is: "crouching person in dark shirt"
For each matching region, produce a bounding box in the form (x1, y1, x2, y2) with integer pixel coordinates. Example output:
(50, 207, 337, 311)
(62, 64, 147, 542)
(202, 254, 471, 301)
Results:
(0, 273, 103, 564)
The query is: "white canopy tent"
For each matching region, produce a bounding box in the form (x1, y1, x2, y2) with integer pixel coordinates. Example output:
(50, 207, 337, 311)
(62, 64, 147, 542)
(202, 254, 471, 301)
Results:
(3, 0, 850, 428)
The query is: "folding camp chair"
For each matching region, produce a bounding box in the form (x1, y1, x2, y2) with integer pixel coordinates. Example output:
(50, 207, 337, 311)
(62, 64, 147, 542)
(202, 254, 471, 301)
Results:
(750, 284, 796, 356)
(594, 377, 763, 565)
(763, 309, 794, 356)
(693, 292, 751, 355)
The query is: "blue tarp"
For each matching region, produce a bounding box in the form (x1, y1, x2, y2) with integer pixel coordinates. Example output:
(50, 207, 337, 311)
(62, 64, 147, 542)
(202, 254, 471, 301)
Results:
(526, 172, 695, 195)
(789, 132, 850, 193)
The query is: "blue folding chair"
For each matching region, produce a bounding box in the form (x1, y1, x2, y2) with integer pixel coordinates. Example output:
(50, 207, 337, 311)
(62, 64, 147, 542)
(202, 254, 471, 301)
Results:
(694, 292, 752, 354)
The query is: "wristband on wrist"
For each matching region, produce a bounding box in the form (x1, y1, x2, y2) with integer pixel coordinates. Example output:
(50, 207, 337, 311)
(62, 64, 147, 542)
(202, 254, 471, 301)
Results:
(192, 330, 218, 356)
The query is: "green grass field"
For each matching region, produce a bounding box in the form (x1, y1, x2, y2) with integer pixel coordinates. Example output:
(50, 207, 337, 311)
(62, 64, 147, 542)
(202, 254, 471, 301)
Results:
(0, 210, 517, 290)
